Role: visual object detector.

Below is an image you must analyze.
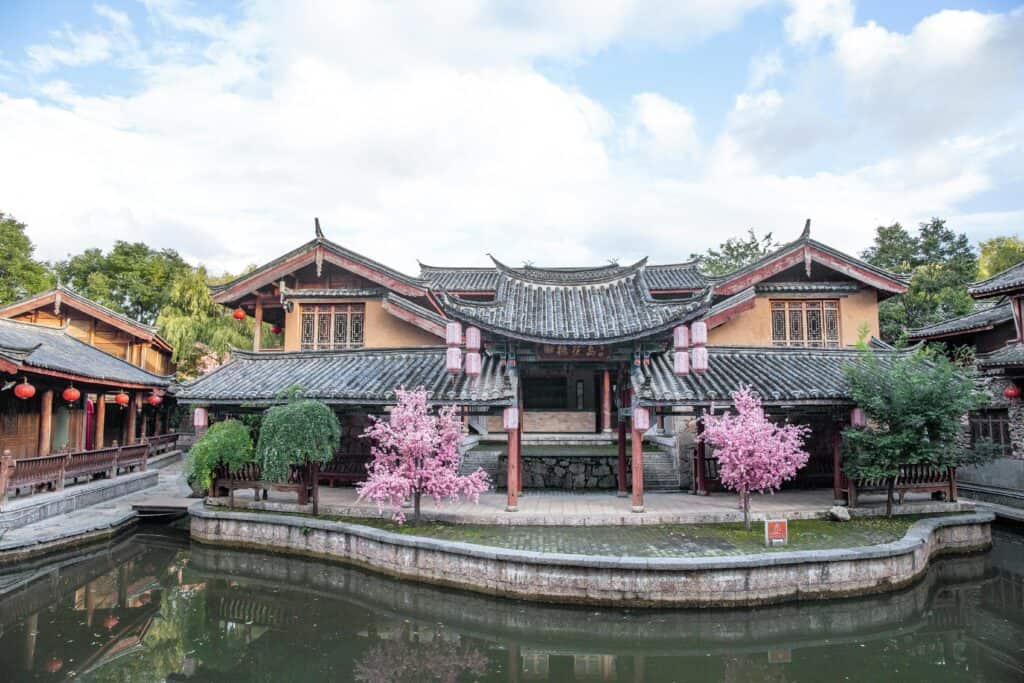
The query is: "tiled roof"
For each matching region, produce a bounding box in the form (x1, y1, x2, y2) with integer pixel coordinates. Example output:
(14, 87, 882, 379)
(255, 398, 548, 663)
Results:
(754, 281, 862, 294)
(176, 347, 513, 405)
(436, 258, 709, 345)
(977, 342, 1024, 369)
(968, 261, 1024, 297)
(0, 318, 171, 387)
(419, 261, 706, 292)
(633, 345, 904, 405)
(907, 300, 1014, 340)
(281, 286, 386, 299)
(382, 293, 448, 328)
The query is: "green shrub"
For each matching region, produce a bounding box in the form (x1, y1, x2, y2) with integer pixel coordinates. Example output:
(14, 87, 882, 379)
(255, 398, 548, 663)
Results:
(187, 419, 254, 491)
(256, 400, 341, 482)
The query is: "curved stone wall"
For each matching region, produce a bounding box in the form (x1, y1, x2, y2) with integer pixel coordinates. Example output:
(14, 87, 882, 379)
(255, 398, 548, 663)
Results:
(189, 504, 993, 608)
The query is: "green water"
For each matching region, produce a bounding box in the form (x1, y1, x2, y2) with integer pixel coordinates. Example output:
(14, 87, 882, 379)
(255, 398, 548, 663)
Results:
(1, 526, 1022, 682)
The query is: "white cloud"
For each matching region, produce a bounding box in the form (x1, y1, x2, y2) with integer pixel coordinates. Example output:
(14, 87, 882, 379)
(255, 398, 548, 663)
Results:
(784, 0, 854, 45)
(26, 28, 113, 72)
(626, 93, 700, 164)
(748, 50, 783, 88)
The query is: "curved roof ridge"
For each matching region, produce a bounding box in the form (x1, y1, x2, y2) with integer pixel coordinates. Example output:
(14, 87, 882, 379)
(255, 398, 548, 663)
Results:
(487, 254, 648, 285)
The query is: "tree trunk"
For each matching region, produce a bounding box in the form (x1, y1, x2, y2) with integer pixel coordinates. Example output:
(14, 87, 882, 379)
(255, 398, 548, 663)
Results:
(413, 490, 422, 525)
(743, 492, 751, 531)
(886, 478, 895, 518)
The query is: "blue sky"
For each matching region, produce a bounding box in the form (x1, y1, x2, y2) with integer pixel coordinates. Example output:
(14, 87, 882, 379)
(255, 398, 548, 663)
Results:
(0, 1, 1021, 274)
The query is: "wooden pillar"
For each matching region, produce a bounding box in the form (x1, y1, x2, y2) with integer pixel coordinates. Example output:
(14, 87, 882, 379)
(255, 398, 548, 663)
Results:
(38, 388, 54, 457)
(517, 418, 523, 496)
(832, 421, 845, 505)
(118, 565, 129, 607)
(154, 410, 162, 436)
(632, 654, 646, 683)
(94, 396, 106, 449)
(694, 408, 708, 495)
(506, 427, 520, 511)
(85, 581, 96, 627)
(126, 392, 138, 445)
(631, 425, 644, 512)
(657, 414, 666, 434)
(601, 369, 612, 432)
(23, 612, 38, 672)
(0, 451, 14, 506)
(617, 407, 628, 497)
(508, 643, 521, 683)
(253, 297, 263, 352)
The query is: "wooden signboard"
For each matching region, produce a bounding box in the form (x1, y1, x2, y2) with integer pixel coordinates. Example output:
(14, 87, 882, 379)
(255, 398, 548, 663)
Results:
(765, 518, 788, 547)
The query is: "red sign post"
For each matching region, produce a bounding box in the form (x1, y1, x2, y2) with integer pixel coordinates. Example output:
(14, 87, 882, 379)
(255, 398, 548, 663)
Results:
(765, 519, 788, 547)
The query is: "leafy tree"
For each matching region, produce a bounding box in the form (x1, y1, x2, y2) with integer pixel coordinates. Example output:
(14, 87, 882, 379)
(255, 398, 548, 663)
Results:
(978, 236, 1024, 279)
(256, 399, 341, 484)
(690, 229, 779, 276)
(156, 266, 253, 378)
(699, 386, 810, 530)
(0, 212, 52, 304)
(358, 388, 490, 524)
(55, 241, 190, 324)
(842, 346, 994, 516)
(862, 218, 978, 342)
(186, 419, 254, 492)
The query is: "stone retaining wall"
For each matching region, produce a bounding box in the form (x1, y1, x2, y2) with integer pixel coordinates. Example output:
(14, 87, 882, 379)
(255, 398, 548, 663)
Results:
(189, 505, 994, 607)
(0, 470, 158, 530)
(494, 455, 628, 490)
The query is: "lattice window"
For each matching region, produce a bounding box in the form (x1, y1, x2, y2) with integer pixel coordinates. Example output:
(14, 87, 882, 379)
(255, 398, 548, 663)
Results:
(970, 409, 1012, 457)
(300, 304, 366, 350)
(771, 300, 840, 347)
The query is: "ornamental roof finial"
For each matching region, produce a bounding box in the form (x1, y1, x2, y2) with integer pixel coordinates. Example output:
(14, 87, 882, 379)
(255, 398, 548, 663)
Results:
(315, 217, 325, 240)
(801, 218, 811, 239)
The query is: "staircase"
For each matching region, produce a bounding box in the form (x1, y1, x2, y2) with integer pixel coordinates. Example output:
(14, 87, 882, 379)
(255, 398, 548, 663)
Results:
(642, 448, 680, 491)
(459, 448, 503, 482)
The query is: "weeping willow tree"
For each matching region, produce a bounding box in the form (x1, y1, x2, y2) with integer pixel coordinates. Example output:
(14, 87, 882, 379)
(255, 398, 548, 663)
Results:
(156, 266, 254, 379)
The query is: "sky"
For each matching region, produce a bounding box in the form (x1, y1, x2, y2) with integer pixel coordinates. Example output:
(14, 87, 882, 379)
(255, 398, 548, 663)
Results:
(0, 0, 1022, 276)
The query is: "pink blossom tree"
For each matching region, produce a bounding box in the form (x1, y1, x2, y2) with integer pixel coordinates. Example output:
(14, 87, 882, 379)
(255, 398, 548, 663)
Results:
(358, 387, 490, 524)
(701, 386, 811, 530)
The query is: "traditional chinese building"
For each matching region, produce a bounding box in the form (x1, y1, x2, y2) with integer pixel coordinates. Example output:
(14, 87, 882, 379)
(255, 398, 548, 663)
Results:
(0, 287, 173, 458)
(178, 220, 908, 511)
(909, 260, 1024, 508)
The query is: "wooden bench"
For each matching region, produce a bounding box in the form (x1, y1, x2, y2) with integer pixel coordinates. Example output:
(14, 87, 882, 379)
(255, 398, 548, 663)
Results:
(115, 444, 149, 475)
(145, 433, 181, 458)
(211, 462, 319, 514)
(0, 452, 68, 502)
(317, 451, 371, 487)
(846, 465, 956, 507)
(65, 446, 120, 483)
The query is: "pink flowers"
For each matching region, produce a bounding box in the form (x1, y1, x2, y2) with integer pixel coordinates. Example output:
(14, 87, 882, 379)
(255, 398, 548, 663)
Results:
(701, 386, 810, 529)
(357, 387, 490, 524)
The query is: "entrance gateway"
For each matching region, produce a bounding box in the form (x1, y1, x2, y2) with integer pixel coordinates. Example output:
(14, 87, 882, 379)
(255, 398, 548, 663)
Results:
(176, 220, 911, 513)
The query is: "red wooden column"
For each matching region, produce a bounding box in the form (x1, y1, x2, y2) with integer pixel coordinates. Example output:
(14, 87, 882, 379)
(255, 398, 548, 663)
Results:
(253, 297, 263, 352)
(694, 408, 708, 495)
(832, 420, 845, 505)
(94, 395, 106, 449)
(505, 407, 520, 511)
(126, 392, 138, 445)
(601, 369, 612, 432)
(631, 424, 644, 512)
(617, 384, 628, 497)
(38, 389, 54, 457)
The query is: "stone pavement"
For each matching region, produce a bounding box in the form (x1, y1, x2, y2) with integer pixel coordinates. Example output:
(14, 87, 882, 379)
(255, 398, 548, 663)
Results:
(218, 484, 973, 526)
(0, 459, 190, 561)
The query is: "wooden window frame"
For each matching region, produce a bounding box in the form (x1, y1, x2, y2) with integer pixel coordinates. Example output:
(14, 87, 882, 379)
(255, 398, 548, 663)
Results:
(300, 303, 365, 351)
(970, 408, 1013, 458)
(771, 299, 840, 348)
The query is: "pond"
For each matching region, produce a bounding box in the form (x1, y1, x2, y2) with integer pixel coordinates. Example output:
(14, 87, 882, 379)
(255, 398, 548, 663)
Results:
(1, 525, 1022, 682)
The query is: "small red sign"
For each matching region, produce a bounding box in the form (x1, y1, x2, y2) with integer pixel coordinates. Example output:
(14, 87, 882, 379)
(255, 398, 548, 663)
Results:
(765, 519, 788, 547)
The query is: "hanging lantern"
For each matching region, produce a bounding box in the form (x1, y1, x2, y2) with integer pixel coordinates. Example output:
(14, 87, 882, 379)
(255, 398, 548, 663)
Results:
(13, 378, 36, 400)
(232, 307, 246, 320)
(44, 657, 64, 674)
(114, 391, 130, 407)
(502, 406, 519, 430)
(193, 407, 208, 429)
(465, 351, 482, 377)
(673, 325, 690, 350)
(850, 407, 867, 427)
(445, 321, 463, 347)
(673, 349, 690, 376)
(690, 321, 708, 346)
(465, 326, 481, 351)
(691, 346, 709, 373)
(446, 347, 462, 375)
(147, 394, 163, 407)
(62, 385, 81, 403)
(271, 324, 282, 335)
(1004, 385, 1021, 400)
(633, 406, 651, 432)
(104, 614, 120, 630)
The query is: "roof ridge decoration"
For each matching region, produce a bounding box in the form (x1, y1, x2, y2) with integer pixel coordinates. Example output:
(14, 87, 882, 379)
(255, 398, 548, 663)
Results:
(907, 298, 1014, 340)
(486, 254, 647, 285)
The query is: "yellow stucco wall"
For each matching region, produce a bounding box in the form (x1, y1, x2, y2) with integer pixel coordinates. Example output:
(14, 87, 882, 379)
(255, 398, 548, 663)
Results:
(283, 299, 442, 351)
(708, 289, 879, 347)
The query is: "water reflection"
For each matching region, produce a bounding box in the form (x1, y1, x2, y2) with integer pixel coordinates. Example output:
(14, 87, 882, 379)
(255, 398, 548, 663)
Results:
(0, 527, 1022, 681)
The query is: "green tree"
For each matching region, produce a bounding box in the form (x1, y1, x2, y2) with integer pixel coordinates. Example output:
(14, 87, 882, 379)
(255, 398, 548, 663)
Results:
(690, 229, 779, 276)
(842, 346, 993, 515)
(155, 266, 253, 379)
(256, 399, 341, 484)
(0, 212, 52, 304)
(978, 236, 1024, 279)
(862, 218, 978, 342)
(186, 419, 255, 492)
(55, 241, 189, 324)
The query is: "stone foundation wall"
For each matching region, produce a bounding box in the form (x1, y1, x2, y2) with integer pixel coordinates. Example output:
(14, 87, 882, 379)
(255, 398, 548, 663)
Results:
(494, 455, 628, 490)
(190, 505, 994, 608)
(0, 469, 158, 530)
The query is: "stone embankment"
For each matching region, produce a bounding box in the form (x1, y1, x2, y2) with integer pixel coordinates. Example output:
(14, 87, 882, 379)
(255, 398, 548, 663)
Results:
(190, 504, 993, 607)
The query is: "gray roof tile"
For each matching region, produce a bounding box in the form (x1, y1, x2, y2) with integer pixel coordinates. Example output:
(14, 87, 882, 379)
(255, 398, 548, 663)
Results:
(907, 300, 1014, 340)
(420, 260, 706, 292)
(968, 261, 1024, 297)
(977, 342, 1024, 369)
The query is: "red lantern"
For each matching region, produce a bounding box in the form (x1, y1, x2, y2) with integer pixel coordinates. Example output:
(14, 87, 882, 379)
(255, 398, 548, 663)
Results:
(445, 321, 462, 347)
(633, 406, 651, 432)
(114, 391, 130, 407)
(673, 349, 690, 376)
(673, 325, 690, 350)
(691, 346, 709, 373)
(690, 321, 708, 346)
(1004, 385, 1021, 400)
(147, 394, 163, 407)
(850, 407, 867, 427)
(465, 351, 482, 377)
(104, 614, 120, 630)
(502, 407, 519, 430)
(271, 324, 282, 335)
(232, 307, 246, 320)
(13, 379, 36, 400)
(44, 657, 64, 673)
(465, 326, 481, 351)
(446, 347, 462, 375)
(62, 385, 81, 403)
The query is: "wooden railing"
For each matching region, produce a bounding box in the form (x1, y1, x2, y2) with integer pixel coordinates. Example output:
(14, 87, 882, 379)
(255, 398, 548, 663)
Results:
(210, 462, 319, 514)
(0, 434, 182, 506)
